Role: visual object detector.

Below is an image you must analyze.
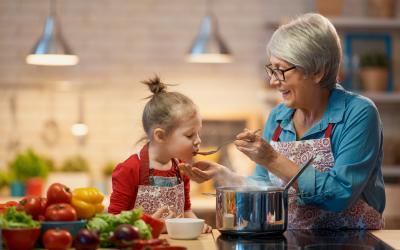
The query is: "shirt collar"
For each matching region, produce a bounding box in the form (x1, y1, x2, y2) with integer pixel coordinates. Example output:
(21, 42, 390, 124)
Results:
(273, 84, 346, 129)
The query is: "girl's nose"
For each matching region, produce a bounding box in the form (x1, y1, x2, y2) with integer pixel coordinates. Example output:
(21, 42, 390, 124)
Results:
(194, 134, 201, 146)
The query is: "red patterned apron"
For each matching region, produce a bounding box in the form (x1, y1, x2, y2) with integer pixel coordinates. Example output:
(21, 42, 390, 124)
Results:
(133, 146, 185, 218)
(269, 122, 384, 229)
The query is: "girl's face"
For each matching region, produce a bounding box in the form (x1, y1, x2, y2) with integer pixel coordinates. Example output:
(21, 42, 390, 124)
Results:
(268, 56, 317, 109)
(163, 110, 202, 162)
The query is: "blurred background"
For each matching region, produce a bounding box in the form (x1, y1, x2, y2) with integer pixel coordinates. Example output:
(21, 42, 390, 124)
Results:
(0, 0, 399, 228)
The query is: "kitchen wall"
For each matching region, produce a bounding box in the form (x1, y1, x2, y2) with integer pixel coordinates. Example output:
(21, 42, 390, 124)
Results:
(2, 0, 395, 179)
(0, 0, 314, 177)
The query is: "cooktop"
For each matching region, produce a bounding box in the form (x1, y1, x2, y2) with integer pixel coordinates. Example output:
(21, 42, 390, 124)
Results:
(216, 230, 394, 250)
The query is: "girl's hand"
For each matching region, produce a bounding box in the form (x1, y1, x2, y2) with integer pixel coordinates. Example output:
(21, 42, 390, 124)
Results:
(178, 161, 223, 183)
(152, 207, 178, 233)
(234, 128, 278, 166)
(202, 223, 212, 233)
(152, 206, 176, 219)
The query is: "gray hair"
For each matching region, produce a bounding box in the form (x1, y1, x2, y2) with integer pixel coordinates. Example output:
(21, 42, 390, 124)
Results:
(266, 13, 342, 89)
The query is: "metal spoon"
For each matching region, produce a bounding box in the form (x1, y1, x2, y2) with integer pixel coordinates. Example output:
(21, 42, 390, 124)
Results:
(195, 129, 261, 156)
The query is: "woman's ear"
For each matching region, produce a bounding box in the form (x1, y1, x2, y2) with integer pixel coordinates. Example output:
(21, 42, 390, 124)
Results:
(313, 71, 324, 84)
(153, 128, 166, 143)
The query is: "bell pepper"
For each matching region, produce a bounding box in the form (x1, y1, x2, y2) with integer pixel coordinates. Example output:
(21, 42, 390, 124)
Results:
(71, 187, 104, 219)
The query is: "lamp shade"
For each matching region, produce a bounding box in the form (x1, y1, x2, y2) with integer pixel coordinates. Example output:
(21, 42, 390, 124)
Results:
(26, 15, 78, 66)
(187, 13, 232, 63)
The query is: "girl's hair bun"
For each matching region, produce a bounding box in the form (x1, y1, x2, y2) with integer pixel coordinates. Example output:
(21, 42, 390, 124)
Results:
(142, 75, 167, 95)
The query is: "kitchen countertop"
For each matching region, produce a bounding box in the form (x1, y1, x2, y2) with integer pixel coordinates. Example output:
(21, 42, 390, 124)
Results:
(157, 229, 400, 250)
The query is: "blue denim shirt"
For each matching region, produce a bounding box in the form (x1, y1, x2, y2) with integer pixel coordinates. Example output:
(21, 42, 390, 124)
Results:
(250, 85, 385, 213)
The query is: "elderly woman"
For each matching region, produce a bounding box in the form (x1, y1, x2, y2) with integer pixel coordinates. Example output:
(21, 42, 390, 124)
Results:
(180, 13, 385, 229)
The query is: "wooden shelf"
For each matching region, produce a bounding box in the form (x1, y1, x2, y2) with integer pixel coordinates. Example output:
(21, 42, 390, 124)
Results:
(382, 165, 400, 177)
(266, 17, 400, 30)
(330, 17, 400, 30)
(361, 91, 400, 103)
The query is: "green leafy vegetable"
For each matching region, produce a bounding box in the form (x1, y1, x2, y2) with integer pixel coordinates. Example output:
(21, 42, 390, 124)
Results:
(0, 206, 40, 228)
(86, 208, 146, 247)
(133, 219, 152, 240)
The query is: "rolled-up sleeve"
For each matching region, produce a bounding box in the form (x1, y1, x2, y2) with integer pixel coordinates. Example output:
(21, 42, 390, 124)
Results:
(297, 101, 383, 212)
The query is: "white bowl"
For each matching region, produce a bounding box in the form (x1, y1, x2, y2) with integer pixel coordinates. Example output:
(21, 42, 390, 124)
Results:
(165, 218, 204, 240)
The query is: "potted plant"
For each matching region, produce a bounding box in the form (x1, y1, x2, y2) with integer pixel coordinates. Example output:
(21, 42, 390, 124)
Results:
(359, 52, 389, 92)
(8, 149, 50, 196)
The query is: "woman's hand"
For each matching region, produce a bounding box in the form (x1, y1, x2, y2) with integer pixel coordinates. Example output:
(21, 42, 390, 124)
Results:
(178, 161, 223, 183)
(234, 128, 278, 166)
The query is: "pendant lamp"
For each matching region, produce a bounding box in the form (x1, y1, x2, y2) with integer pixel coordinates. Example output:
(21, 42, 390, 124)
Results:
(26, 0, 78, 66)
(187, 0, 233, 63)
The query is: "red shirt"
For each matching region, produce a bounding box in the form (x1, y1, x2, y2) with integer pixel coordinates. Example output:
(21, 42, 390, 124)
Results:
(108, 144, 191, 214)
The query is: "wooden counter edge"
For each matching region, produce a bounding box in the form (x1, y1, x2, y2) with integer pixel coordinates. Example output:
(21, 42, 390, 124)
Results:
(371, 230, 400, 249)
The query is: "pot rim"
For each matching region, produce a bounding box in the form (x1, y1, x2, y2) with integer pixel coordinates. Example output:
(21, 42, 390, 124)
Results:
(216, 185, 284, 192)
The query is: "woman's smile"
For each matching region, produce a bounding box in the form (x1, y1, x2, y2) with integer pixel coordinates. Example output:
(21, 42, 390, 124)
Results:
(280, 89, 291, 99)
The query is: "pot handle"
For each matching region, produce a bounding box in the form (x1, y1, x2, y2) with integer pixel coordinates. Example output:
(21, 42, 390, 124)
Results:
(284, 155, 314, 192)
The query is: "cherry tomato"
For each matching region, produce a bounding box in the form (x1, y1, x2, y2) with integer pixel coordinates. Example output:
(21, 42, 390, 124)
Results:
(18, 196, 47, 220)
(47, 183, 72, 205)
(43, 229, 72, 250)
(45, 203, 77, 221)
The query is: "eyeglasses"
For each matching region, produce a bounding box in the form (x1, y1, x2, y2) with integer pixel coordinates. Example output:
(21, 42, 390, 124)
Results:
(265, 64, 296, 81)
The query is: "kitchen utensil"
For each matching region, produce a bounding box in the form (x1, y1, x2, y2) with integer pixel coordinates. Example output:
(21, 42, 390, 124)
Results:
(165, 218, 204, 240)
(215, 156, 314, 235)
(6, 93, 20, 152)
(41, 90, 60, 147)
(195, 129, 261, 156)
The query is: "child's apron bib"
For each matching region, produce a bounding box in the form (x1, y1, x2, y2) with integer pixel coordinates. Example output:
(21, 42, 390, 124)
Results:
(269, 123, 383, 229)
(134, 147, 184, 218)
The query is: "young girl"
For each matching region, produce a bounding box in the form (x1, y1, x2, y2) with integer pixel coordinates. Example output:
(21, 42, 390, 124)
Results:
(108, 76, 212, 233)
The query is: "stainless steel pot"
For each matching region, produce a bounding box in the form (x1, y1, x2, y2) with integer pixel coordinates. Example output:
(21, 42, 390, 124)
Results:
(216, 157, 313, 235)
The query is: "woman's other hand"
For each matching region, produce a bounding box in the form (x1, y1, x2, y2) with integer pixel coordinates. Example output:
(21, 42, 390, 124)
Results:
(234, 128, 278, 165)
(178, 161, 222, 183)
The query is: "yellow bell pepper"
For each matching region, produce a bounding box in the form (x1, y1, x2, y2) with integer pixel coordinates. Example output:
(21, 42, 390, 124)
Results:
(71, 187, 105, 219)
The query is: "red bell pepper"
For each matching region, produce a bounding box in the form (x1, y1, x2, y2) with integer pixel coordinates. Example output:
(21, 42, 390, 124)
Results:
(141, 213, 165, 239)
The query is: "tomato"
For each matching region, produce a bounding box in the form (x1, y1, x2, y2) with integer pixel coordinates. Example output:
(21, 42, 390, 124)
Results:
(18, 196, 47, 220)
(43, 229, 72, 250)
(47, 183, 72, 205)
(45, 203, 77, 221)
(141, 213, 165, 238)
(0, 201, 19, 214)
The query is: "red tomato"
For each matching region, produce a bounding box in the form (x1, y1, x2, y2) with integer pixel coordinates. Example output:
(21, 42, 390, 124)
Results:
(45, 203, 77, 221)
(18, 196, 47, 220)
(47, 183, 72, 205)
(0, 201, 19, 214)
(43, 229, 72, 250)
(5, 201, 19, 207)
(141, 213, 165, 238)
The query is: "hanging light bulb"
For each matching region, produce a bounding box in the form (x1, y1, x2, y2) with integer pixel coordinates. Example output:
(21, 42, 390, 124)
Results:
(187, 0, 233, 63)
(26, 0, 78, 66)
(71, 93, 88, 139)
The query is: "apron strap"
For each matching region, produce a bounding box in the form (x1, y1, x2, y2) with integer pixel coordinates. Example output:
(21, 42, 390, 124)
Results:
(324, 123, 334, 138)
(139, 144, 183, 185)
(272, 124, 283, 142)
(272, 123, 334, 141)
(139, 143, 150, 185)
